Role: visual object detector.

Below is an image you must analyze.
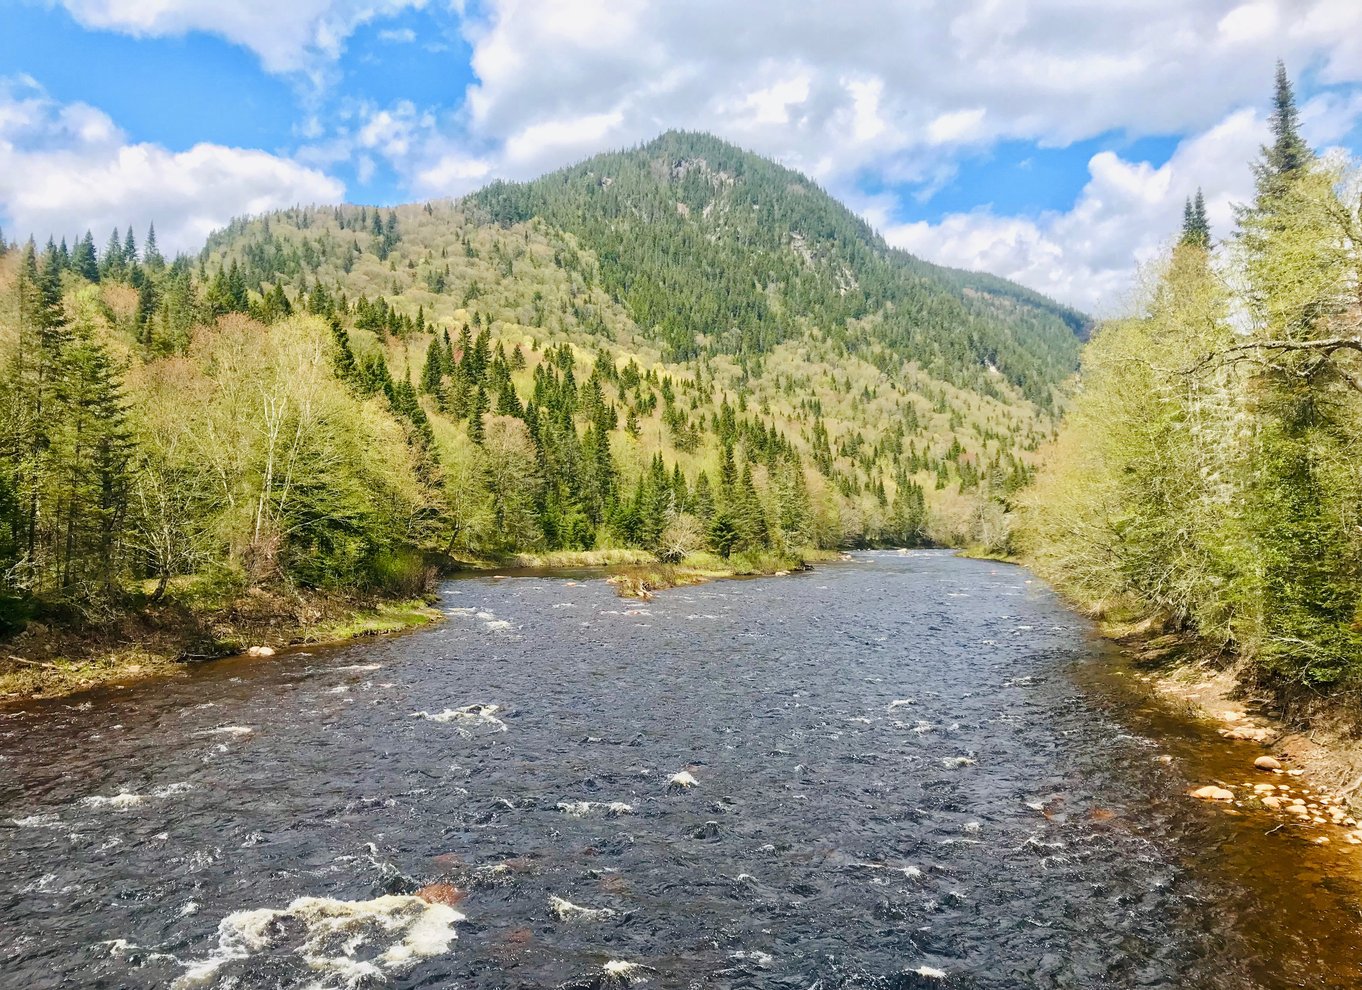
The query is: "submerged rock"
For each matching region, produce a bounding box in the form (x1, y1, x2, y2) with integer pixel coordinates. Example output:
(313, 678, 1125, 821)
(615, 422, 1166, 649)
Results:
(668, 770, 698, 789)
(1190, 785, 1235, 802)
(1221, 725, 1271, 742)
(415, 883, 466, 907)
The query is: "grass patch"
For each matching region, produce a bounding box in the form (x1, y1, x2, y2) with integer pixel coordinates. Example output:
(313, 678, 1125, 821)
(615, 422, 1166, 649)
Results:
(509, 548, 657, 569)
(0, 588, 442, 702)
(0, 649, 177, 699)
(606, 548, 823, 599)
(299, 599, 441, 643)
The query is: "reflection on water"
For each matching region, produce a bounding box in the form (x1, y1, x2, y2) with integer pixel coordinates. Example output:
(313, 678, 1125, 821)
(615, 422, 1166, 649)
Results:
(3, 551, 1362, 989)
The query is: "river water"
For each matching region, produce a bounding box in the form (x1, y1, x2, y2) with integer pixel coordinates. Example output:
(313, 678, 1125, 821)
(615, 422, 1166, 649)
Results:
(3, 551, 1362, 989)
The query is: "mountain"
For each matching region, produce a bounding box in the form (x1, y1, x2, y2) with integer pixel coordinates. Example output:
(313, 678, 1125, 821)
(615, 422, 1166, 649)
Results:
(1, 131, 1086, 634)
(467, 131, 1085, 407)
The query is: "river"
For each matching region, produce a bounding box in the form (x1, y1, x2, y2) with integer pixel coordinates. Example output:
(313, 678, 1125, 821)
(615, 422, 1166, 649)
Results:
(3, 550, 1362, 989)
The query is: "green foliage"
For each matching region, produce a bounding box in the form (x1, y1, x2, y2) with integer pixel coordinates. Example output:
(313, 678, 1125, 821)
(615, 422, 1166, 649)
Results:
(0, 132, 1083, 630)
(1021, 65, 1362, 690)
(468, 131, 1083, 407)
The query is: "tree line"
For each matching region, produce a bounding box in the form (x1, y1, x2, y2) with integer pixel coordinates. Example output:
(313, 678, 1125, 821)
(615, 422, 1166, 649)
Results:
(1021, 64, 1362, 690)
(0, 213, 958, 631)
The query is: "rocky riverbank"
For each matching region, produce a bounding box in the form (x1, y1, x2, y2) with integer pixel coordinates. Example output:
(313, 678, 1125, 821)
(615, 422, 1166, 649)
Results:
(1113, 623, 1362, 843)
(0, 588, 440, 702)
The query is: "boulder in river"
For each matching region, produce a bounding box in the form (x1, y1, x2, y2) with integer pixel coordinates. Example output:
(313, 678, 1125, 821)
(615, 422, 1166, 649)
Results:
(668, 770, 698, 789)
(1190, 785, 1235, 802)
(1254, 756, 1283, 771)
(1220, 725, 1271, 742)
(246, 645, 275, 657)
(415, 883, 466, 907)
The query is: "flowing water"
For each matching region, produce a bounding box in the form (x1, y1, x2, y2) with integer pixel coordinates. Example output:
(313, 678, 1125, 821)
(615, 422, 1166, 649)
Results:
(3, 550, 1362, 989)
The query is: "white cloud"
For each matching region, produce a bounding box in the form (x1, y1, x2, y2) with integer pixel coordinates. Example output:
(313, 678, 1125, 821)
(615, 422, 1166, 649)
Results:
(503, 111, 624, 167)
(37, 0, 1362, 310)
(56, 0, 427, 74)
(873, 107, 1280, 314)
(422, 0, 1362, 308)
(927, 108, 987, 147)
(0, 79, 343, 253)
(453, 0, 1361, 173)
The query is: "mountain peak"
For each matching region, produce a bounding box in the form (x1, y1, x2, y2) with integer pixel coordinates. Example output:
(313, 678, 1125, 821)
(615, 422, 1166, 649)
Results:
(467, 132, 1082, 406)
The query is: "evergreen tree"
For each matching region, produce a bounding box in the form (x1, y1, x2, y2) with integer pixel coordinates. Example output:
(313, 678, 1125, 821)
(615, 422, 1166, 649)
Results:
(143, 223, 165, 271)
(1262, 60, 1310, 182)
(1180, 189, 1211, 248)
(469, 386, 488, 443)
(420, 338, 446, 396)
(72, 231, 99, 282)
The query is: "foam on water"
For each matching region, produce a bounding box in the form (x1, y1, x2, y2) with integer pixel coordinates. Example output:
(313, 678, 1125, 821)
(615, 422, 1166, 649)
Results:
(172, 893, 464, 989)
(556, 801, 634, 817)
(549, 895, 618, 921)
(411, 704, 506, 732)
(198, 726, 253, 738)
(82, 791, 145, 809)
(602, 960, 651, 984)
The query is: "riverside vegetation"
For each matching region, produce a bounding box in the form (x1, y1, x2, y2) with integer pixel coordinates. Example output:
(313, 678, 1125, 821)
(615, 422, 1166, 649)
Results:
(1021, 65, 1362, 725)
(0, 132, 1084, 693)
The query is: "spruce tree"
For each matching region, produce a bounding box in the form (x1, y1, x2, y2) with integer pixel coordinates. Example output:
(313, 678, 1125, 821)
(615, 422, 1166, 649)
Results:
(420, 338, 446, 396)
(100, 228, 124, 281)
(143, 223, 164, 270)
(1263, 60, 1310, 180)
(1179, 189, 1211, 248)
(72, 232, 99, 282)
(469, 386, 488, 443)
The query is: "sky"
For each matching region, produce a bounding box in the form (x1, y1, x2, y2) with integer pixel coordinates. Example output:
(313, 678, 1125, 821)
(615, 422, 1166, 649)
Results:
(2, 1, 1361, 314)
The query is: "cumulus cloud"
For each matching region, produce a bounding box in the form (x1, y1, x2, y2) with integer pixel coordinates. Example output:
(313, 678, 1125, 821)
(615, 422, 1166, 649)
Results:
(56, 0, 427, 75)
(36, 0, 1362, 309)
(0, 78, 343, 253)
(450, 0, 1362, 178)
(377, 0, 1361, 308)
(871, 99, 1362, 314)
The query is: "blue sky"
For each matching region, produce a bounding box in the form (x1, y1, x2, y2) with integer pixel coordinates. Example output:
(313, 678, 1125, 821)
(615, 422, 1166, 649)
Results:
(2, 1, 1361, 312)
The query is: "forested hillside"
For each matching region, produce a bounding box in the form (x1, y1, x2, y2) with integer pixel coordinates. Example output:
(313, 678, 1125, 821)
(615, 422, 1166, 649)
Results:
(1021, 65, 1362, 694)
(469, 132, 1084, 407)
(0, 132, 1083, 635)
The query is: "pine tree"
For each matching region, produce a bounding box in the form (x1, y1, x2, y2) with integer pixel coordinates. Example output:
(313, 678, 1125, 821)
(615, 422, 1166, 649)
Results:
(469, 386, 488, 443)
(1193, 190, 1209, 244)
(732, 463, 769, 551)
(707, 512, 739, 558)
(420, 338, 446, 396)
(72, 232, 99, 282)
(55, 329, 133, 593)
(328, 318, 361, 385)
(12, 241, 74, 585)
(1262, 60, 1310, 181)
(143, 223, 164, 270)
(1180, 189, 1211, 248)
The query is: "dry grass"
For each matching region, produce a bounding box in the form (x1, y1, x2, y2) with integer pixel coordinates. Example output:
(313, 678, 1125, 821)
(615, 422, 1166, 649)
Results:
(0, 590, 440, 702)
